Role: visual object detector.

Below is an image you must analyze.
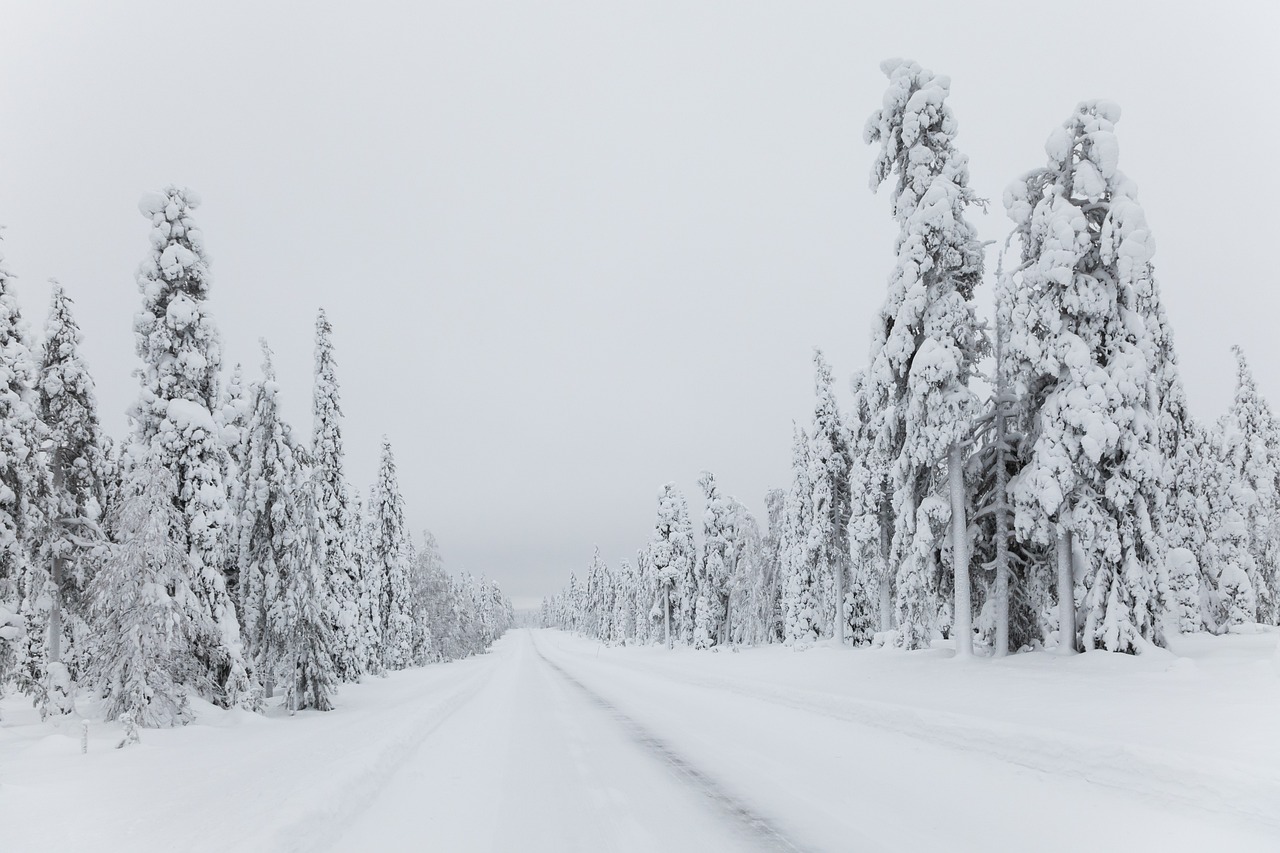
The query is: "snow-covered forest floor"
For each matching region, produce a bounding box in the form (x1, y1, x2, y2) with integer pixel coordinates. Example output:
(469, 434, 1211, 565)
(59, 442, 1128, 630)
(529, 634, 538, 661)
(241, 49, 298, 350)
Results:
(3, 628, 1277, 852)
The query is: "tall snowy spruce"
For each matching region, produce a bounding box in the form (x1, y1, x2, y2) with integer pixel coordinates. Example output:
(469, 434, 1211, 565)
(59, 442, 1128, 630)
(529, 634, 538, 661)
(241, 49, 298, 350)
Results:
(865, 59, 985, 653)
(646, 483, 695, 649)
(237, 343, 336, 709)
(1002, 101, 1166, 653)
(779, 426, 819, 646)
(35, 285, 107, 716)
(693, 471, 733, 649)
(129, 187, 251, 703)
(0, 238, 48, 709)
(1220, 347, 1279, 624)
(846, 370, 886, 645)
(805, 351, 854, 644)
(312, 309, 363, 680)
(369, 438, 414, 670)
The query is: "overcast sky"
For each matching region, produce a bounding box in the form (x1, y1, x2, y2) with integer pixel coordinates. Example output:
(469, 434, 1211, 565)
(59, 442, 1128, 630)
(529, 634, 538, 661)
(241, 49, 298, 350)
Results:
(1, 2, 1277, 608)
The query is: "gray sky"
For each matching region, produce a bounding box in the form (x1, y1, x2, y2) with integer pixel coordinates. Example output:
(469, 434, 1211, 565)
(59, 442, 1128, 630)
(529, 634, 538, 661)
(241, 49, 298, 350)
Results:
(2, 1, 1277, 608)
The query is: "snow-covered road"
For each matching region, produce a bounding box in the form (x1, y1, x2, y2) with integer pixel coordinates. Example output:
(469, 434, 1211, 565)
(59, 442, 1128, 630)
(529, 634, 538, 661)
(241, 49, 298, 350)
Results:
(335, 629, 1278, 852)
(4, 628, 1277, 852)
(334, 629, 797, 852)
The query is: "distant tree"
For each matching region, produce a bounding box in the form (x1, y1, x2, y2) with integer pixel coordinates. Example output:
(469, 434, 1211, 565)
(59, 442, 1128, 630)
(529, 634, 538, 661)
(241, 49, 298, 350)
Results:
(312, 309, 363, 680)
(694, 471, 732, 649)
(369, 438, 414, 669)
(646, 483, 695, 648)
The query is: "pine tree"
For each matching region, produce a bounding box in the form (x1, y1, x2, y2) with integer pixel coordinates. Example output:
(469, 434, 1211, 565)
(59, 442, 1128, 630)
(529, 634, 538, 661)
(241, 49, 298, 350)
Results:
(370, 438, 413, 670)
(1220, 347, 1279, 624)
(36, 284, 107, 716)
(0, 236, 46, 708)
(806, 351, 854, 644)
(129, 187, 251, 703)
(847, 371, 885, 644)
(865, 59, 985, 652)
(285, 459, 337, 712)
(694, 471, 732, 649)
(312, 309, 363, 680)
(217, 363, 253, 603)
(723, 496, 763, 645)
(87, 453, 207, 727)
(780, 427, 819, 646)
(757, 488, 786, 643)
(646, 483, 695, 648)
(1002, 102, 1165, 653)
(350, 490, 381, 673)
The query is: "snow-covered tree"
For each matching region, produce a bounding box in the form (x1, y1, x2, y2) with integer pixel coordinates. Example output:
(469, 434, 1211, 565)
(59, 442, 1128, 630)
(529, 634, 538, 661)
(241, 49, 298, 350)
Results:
(35, 284, 107, 715)
(87, 453, 207, 727)
(780, 427, 819, 646)
(1002, 101, 1166, 653)
(846, 371, 884, 644)
(129, 186, 250, 703)
(237, 341, 336, 710)
(311, 309, 363, 680)
(753, 488, 786, 644)
(217, 362, 253, 602)
(0, 237, 46, 707)
(694, 471, 733, 649)
(1219, 347, 1279, 624)
(369, 437, 414, 670)
(723, 496, 764, 645)
(646, 483, 696, 649)
(612, 558, 637, 643)
(865, 58, 985, 653)
(805, 350, 854, 643)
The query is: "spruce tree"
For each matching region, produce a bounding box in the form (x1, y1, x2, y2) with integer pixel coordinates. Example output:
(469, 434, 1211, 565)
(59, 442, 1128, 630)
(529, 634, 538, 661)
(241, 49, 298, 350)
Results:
(0, 236, 46, 707)
(36, 284, 107, 716)
(87, 453, 206, 727)
(312, 309, 363, 680)
(806, 351, 854, 643)
(1220, 347, 1279, 624)
(865, 59, 985, 652)
(129, 187, 250, 703)
(1002, 102, 1165, 653)
(646, 483, 695, 648)
(780, 426, 819, 646)
(694, 471, 732, 649)
(370, 437, 413, 670)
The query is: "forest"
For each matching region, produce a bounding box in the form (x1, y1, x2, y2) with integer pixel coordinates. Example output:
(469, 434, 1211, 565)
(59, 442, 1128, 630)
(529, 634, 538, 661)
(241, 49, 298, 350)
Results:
(545, 59, 1279, 658)
(0, 187, 513, 728)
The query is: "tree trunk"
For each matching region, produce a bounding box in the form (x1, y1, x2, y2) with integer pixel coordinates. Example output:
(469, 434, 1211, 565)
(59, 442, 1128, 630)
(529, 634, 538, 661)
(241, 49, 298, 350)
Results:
(878, 498, 893, 632)
(834, 557, 846, 646)
(48, 555, 63, 666)
(949, 444, 972, 658)
(992, 312, 1011, 658)
(1056, 521, 1076, 654)
(664, 589, 672, 650)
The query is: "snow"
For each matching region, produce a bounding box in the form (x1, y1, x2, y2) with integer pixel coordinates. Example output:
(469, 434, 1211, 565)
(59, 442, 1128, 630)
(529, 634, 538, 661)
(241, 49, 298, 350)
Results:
(5, 628, 1278, 851)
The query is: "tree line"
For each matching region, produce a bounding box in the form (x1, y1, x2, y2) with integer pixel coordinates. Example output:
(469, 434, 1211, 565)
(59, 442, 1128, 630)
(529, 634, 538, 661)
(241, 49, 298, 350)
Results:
(0, 186, 513, 727)
(544, 59, 1279, 656)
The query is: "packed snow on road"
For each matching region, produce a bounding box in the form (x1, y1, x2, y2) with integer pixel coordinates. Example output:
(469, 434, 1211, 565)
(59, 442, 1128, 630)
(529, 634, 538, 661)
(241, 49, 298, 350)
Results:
(3, 628, 1277, 852)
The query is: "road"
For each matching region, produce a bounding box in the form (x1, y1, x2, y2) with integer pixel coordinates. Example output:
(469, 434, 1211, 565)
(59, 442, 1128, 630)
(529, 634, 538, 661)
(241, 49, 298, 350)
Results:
(326, 630, 1276, 853)
(8, 629, 1271, 852)
(332, 629, 797, 852)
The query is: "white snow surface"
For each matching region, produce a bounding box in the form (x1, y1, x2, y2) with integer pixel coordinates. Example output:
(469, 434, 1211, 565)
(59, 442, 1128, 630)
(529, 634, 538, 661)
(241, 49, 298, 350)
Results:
(3, 628, 1278, 852)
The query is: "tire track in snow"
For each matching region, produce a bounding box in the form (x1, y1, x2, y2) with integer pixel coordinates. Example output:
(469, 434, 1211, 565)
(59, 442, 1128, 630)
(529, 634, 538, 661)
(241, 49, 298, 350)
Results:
(532, 634, 815, 853)
(547, 639, 1280, 834)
